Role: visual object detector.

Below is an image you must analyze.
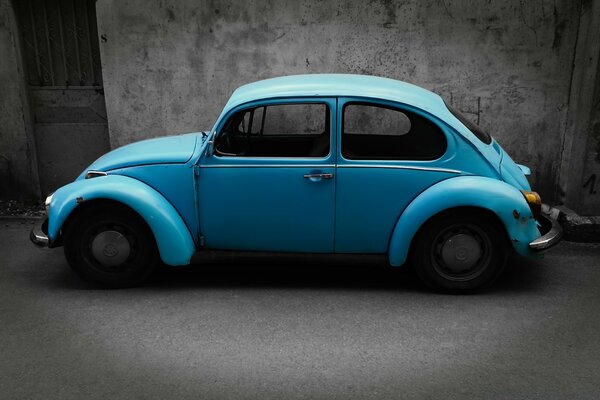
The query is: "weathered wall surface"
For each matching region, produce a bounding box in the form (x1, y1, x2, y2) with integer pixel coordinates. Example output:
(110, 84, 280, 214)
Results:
(96, 0, 581, 202)
(0, 0, 40, 199)
(580, 55, 600, 214)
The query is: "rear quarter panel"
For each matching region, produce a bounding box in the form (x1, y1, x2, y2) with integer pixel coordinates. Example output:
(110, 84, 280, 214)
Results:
(387, 175, 540, 266)
(334, 97, 503, 254)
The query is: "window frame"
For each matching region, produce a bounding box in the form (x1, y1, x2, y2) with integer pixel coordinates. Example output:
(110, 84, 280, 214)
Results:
(340, 99, 448, 162)
(445, 102, 492, 145)
(212, 98, 334, 160)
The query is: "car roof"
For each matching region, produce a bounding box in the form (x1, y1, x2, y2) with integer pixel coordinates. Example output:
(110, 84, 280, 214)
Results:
(207, 74, 501, 173)
(223, 74, 449, 117)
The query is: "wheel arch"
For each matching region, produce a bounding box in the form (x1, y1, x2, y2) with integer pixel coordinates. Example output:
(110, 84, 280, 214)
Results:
(59, 198, 150, 244)
(387, 175, 540, 266)
(415, 205, 508, 233)
(47, 175, 196, 266)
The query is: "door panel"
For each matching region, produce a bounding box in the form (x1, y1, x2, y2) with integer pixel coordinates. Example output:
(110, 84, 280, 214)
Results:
(334, 97, 456, 254)
(198, 97, 337, 253)
(15, 0, 109, 194)
(199, 165, 335, 252)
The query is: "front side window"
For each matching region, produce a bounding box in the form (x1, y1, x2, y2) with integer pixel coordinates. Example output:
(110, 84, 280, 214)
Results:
(342, 103, 447, 160)
(215, 103, 330, 157)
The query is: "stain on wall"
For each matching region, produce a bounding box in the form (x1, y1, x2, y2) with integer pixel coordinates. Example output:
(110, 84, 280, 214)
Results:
(580, 44, 600, 215)
(0, 0, 40, 199)
(96, 0, 582, 201)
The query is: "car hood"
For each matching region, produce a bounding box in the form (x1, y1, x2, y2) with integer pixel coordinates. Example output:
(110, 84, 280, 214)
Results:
(80, 133, 201, 177)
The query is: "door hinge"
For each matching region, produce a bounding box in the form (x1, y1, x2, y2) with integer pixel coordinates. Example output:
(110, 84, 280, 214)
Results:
(193, 165, 200, 176)
(199, 234, 205, 247)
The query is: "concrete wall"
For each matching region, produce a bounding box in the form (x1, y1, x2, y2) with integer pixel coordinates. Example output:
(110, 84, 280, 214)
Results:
(580, 55, 600, 215)
(30, 88, 110, 195)
(564, 0, 600, 216)
(0, 0, 40, 199)
(96, 0, 582, 202)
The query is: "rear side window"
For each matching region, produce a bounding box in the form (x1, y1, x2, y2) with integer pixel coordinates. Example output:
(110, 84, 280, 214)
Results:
(446, 103, 492, 145)
(342, 103, 447, 160)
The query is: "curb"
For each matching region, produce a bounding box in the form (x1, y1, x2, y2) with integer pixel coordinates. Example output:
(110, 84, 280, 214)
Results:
(0, 215, 44, 223)
(552, 206, 600, 243)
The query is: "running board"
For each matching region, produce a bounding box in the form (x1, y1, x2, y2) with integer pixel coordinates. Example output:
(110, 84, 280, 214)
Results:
(190, 250, 389, 266)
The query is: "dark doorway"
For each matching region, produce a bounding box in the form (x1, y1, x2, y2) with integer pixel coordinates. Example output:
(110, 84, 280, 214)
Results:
(14, 0, 109, 194)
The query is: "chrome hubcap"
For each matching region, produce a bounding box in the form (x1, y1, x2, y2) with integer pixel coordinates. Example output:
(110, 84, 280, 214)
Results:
(440, 233, 482, 273)
(91, 230, 131, 267)
(432, 223, 491, 282)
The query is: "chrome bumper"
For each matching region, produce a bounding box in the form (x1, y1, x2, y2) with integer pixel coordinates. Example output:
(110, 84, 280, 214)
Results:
(529, 213, 563, 251)
(30, 218, 50, 247)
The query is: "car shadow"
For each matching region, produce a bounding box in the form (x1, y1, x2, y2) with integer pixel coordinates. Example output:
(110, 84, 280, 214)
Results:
(146, 252, 544, 294)
(148, 255, 421, 292)
(48, 251, 545, 294)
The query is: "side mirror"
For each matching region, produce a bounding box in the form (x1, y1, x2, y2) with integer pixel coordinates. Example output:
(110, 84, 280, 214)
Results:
(205, 132, 215, 157)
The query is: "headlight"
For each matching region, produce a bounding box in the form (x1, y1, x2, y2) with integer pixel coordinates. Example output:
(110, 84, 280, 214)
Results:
(44, 193, 53, 214)
(521, 190, 541, 219)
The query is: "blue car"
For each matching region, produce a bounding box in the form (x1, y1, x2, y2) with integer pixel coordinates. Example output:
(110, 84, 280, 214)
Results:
(31, 74, 562, 291)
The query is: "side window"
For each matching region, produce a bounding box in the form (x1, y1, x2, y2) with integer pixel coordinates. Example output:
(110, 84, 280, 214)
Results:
(342, 103, 447, 160)
(215, 103, 330, 157)
(263, 104, 325, 135)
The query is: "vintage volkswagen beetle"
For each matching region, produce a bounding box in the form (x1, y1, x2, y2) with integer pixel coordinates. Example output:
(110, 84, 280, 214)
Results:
(30, 74, 562, 291)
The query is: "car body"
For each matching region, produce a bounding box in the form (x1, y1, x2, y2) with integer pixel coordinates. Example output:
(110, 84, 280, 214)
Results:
(31, 74, 562, 291)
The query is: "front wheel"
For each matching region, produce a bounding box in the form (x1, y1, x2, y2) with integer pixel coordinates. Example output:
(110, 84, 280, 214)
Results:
(64, 204, 159, 288)
(410, 210, 509, 292)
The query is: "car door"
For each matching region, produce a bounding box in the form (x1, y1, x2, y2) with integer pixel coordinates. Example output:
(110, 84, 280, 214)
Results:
(334, 97, 454, 253)
(197, 98, 337, 253)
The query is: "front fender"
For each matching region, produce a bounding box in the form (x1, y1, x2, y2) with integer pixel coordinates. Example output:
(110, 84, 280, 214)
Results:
(48, 175, 196, 266)
(388, 176, 540, 266)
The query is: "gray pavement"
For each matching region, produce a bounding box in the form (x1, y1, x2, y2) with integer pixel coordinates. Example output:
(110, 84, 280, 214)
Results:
(1, 220, 600, 399)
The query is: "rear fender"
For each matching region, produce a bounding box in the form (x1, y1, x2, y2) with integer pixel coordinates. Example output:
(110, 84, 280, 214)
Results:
(48, 175, 196, 266)
(388, 176, 540, 266)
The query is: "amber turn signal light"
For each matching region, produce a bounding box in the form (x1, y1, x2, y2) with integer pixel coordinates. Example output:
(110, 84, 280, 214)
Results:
(521, 190, 542, 219)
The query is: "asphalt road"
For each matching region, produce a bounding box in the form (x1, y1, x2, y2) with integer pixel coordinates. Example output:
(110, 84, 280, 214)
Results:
(1, 219, 600, 399)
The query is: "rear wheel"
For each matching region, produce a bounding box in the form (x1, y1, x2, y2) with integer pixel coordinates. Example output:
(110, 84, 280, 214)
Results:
(410, 210, 508, 292)
(64, 204, 159, 288)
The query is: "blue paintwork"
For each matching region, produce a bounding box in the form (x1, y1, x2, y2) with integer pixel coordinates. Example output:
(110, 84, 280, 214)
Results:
(387, 175, 539, 266)
(79, 132, 200, 178)
(47, 175, 196, 266)
(498, 145, 532, 190)
(198, 97, 337, 252)
(45, 74, 546, 267)
(517, 164, 531, 176)
(214, 74, 503, 173)
(107, 164, 199, 241)
(334, 97, 501, 253)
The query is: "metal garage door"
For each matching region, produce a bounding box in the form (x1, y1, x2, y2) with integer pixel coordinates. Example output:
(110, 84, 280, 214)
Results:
(15, 0, 109, 194)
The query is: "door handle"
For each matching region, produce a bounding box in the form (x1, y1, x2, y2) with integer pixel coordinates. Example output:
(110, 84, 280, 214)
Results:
(303, 173, 334, 179)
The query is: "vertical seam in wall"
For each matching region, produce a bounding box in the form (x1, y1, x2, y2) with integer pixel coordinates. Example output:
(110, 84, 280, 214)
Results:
(9, 0, 42, 198)
(555, 0, 583, 203)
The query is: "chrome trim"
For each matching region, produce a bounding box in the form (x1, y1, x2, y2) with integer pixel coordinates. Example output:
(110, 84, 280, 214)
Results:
(304, 173, 334, 179)
(199, 164, 336, 168)
(337, 164, 462, 174)
(30, 218, 49, 247)
(198, 164, 459, 173)
(529, 213, 563, 251)
(85, 170, 108, 179)
(44, 193, 53, 214)
(91, 230, 132, 267)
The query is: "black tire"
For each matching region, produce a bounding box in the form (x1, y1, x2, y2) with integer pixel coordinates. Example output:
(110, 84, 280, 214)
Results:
(410, 209, 508, 293)
(63, 203, 159, 288)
